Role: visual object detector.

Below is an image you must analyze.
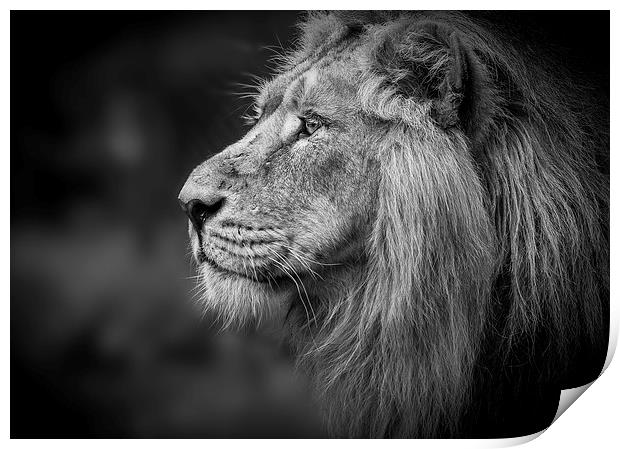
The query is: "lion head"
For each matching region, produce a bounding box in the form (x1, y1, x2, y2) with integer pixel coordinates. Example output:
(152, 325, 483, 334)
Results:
(179, 12, 608, 437)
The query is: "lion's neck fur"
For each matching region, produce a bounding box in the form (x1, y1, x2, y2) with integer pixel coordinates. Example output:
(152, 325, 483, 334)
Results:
(284, 114, 607, 438)
(283, 89, 607, 439)
(281, 126, 498, 437)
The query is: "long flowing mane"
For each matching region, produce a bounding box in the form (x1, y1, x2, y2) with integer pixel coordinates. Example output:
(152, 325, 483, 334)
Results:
(283, 12, 609, 438)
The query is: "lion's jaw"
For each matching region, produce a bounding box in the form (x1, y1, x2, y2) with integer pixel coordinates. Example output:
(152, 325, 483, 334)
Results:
(189, 218, 366, 329)
(188, 219, 333, 329)
(187, 222, 290, 327)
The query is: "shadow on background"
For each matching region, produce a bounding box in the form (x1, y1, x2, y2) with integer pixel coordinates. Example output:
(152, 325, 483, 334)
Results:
(10, 11, 609, 438)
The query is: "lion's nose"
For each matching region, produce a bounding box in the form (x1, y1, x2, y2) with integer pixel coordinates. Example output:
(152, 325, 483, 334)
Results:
(179, 198, 225, 231)
(178, 179, 225, 232)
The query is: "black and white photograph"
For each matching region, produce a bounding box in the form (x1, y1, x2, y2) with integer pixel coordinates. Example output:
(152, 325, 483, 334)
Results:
(9, 6, 613, 441)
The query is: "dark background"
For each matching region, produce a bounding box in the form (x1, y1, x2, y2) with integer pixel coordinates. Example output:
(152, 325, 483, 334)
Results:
(11, 11, 609, 438)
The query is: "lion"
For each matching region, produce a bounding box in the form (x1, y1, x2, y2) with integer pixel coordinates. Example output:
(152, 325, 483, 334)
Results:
(178, 12, 609, 438)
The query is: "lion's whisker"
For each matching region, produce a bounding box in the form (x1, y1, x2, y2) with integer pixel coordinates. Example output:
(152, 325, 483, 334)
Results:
(265, 254, 313, 330)
(267, 248, 319, 331)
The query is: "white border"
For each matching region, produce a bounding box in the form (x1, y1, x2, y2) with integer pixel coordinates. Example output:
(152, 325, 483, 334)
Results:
(4, 3, 617, 447)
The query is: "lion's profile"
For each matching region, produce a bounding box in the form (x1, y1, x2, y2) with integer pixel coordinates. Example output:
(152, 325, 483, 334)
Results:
(179, 12, 609, 437)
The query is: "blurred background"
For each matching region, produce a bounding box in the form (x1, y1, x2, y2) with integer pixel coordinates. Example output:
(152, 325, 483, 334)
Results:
(11, 11, 327, 438)
(11, 11, 608, 438)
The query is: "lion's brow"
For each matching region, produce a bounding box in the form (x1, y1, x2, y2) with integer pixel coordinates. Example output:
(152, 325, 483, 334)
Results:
(257, 70, 316, 115)
(287, 76, 308, 109)
(256, 31, 353, 114)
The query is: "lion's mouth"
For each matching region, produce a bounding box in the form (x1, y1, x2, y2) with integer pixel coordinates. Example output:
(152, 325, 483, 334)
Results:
(196, 226, 292, 284)
(199, 252, 271, 283)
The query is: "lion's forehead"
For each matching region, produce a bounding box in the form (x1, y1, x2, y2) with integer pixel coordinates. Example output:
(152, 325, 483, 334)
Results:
(257, 39, 366, 115)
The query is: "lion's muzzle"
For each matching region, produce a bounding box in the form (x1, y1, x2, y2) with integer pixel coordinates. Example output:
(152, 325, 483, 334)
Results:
(178, 175, 226, 233)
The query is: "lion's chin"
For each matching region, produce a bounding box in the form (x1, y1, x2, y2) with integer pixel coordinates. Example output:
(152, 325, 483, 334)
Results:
(196, 263, 294, 330)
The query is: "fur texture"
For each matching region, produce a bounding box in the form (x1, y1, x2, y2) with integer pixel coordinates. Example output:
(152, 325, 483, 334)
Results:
(181, 11, 609, 438)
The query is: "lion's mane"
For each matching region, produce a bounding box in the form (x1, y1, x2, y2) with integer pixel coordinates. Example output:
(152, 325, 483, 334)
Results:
(283, 12, 609, 438)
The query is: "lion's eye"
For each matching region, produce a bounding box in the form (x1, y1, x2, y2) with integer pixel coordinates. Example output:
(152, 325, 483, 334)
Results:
(299, 116, 322, 138)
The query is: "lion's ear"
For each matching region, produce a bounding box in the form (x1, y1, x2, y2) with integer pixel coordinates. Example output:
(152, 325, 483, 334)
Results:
(372, 20, 470, 129)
